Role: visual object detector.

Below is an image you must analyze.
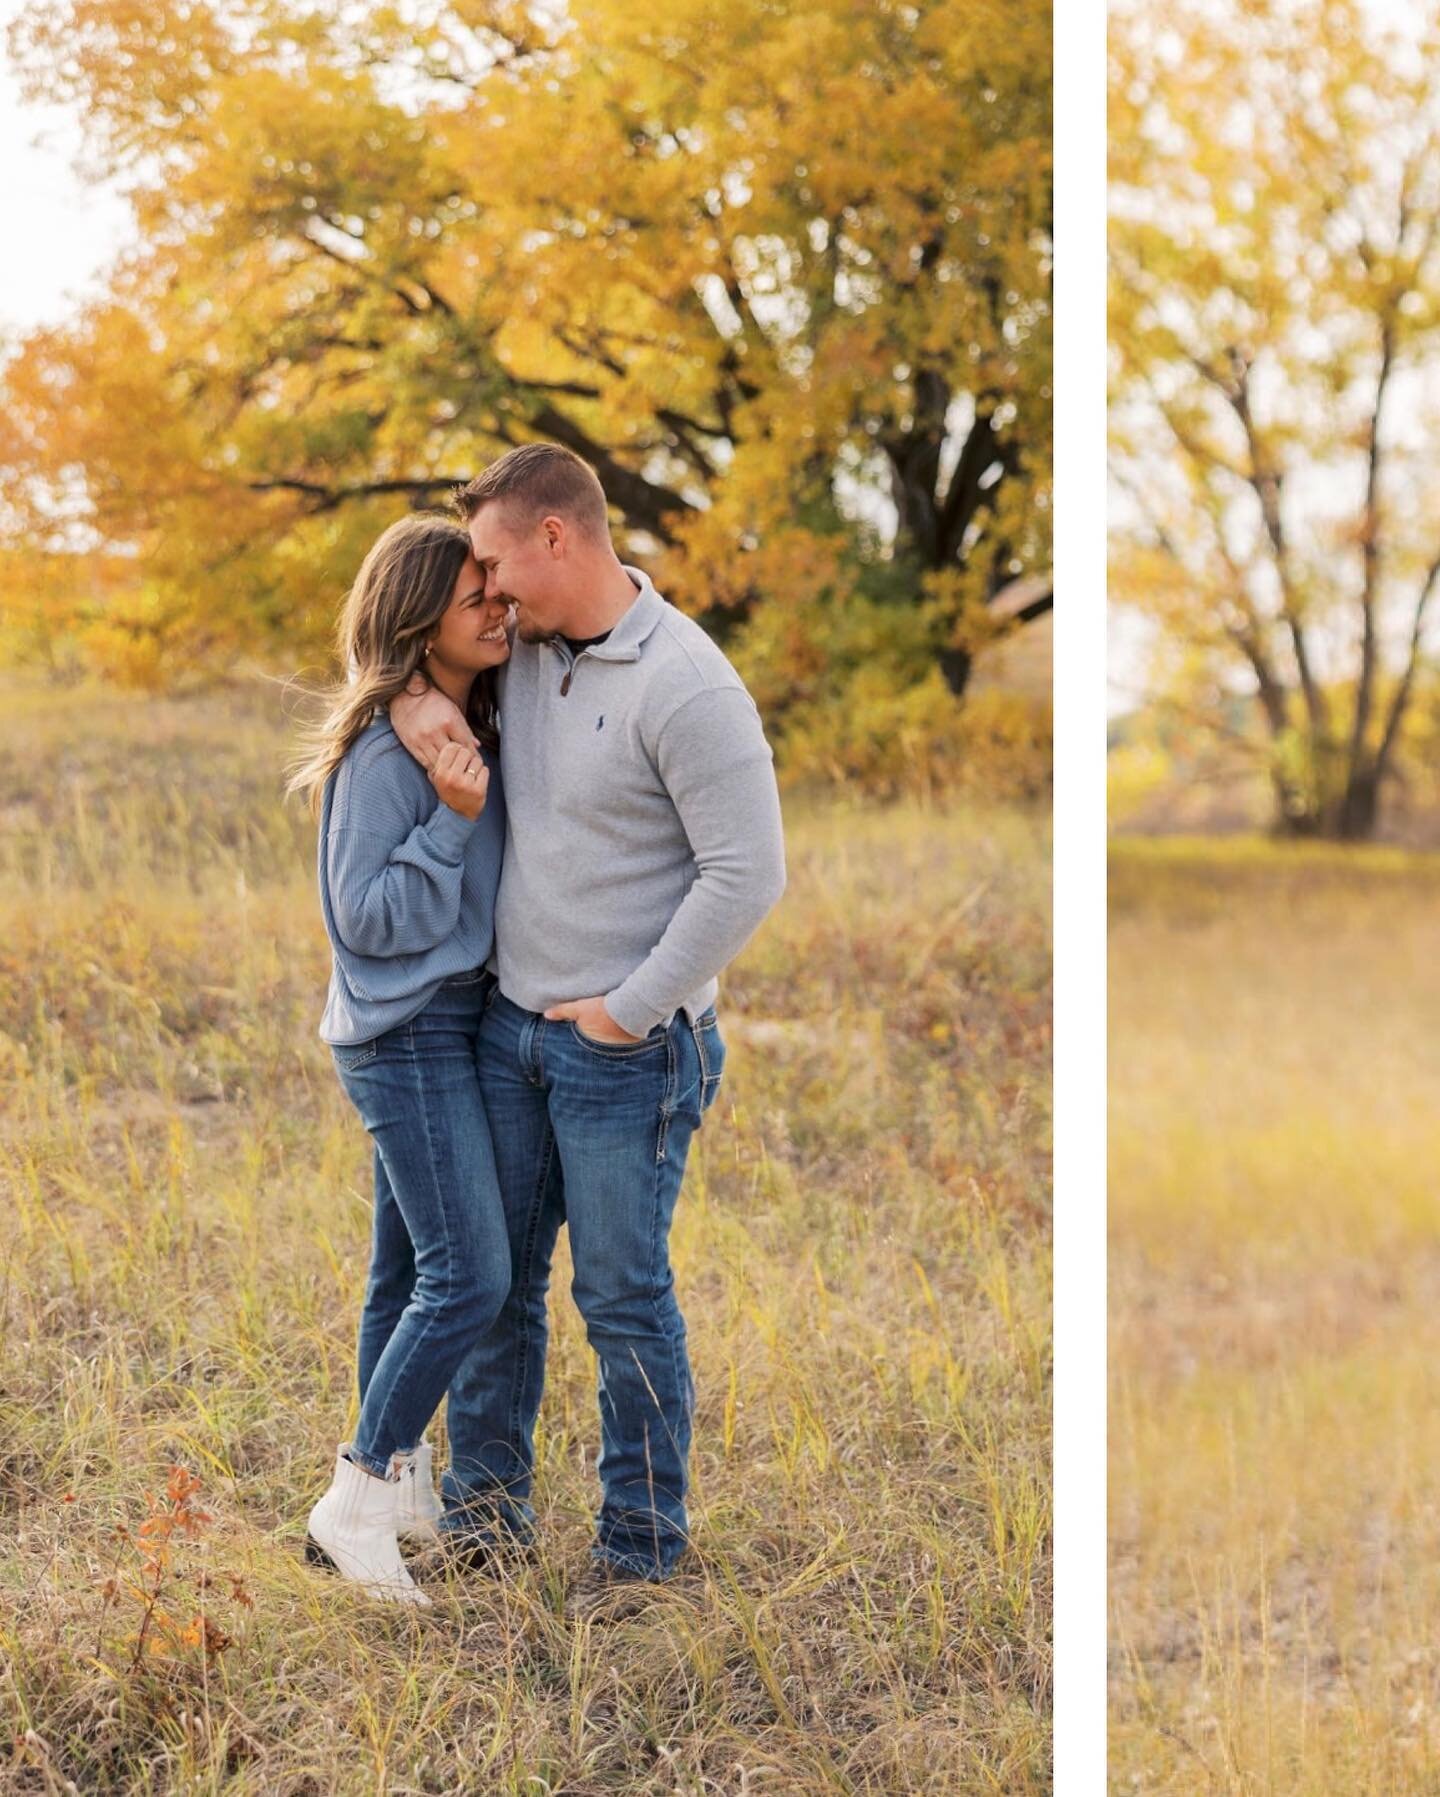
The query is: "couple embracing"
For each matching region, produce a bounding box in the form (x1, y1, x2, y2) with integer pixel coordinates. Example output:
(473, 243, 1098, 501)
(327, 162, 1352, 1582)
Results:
(288, 444, 786, 1613)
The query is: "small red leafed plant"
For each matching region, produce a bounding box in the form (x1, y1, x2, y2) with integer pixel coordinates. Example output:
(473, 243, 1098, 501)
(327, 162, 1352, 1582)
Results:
(95, 1465, 253, 1673)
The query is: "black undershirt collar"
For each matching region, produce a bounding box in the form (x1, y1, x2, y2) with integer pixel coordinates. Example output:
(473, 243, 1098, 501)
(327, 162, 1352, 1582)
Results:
(560, 628, 613, 657)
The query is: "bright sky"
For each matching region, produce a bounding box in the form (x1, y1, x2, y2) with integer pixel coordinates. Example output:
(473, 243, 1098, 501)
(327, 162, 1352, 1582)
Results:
(0, 0, 133, 341)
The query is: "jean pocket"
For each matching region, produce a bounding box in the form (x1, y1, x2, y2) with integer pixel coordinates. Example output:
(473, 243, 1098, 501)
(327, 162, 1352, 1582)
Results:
(333, 1040, 379, 1073)
(568, 1019, 665, 1057)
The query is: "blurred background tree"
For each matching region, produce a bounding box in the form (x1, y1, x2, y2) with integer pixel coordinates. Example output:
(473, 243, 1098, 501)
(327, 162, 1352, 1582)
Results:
(0, 0, 1051, 793)
(1111, 0, 1440, 841)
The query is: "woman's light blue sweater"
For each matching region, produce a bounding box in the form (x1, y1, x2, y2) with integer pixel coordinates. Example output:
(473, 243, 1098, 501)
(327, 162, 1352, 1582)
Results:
(317, 715, 504, 1046)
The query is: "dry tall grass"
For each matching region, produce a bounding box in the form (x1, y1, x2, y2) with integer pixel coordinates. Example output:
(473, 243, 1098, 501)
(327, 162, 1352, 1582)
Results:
(1111, 837, 1440, 1793)
(0, 677, 1051, 1795)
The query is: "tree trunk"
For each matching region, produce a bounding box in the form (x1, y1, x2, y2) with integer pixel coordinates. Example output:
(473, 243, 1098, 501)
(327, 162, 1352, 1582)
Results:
(938, 645, 972, 697)
(933, 573, 1052, 698)
(1270, 762, 1381, 841)
(1333, 766, 1380, 841)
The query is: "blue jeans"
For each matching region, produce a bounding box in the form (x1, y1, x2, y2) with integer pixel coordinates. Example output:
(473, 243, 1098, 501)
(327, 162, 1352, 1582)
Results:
(331, 970, 512, 1481)
(440, 988, 726, 1579)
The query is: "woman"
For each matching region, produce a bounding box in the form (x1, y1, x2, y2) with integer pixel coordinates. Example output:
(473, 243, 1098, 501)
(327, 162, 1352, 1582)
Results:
(288, 513, 512, 1605)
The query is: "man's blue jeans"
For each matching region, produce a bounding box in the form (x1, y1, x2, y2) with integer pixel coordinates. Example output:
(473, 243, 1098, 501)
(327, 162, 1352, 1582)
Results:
(331, 970, 512, 1481)
(440, 987, 727, 1579)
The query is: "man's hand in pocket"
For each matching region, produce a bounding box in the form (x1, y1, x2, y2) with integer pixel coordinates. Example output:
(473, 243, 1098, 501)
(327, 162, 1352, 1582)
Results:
(544, 996, 643, 1044)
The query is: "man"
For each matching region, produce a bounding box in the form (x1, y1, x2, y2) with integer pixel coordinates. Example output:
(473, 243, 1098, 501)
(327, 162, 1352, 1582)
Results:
(388, 442, 786, 1608)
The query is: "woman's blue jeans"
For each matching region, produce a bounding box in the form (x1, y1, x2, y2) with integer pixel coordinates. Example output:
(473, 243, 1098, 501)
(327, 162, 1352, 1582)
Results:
(330, 969, 511, 1481)
(438, 988, 727, 1579)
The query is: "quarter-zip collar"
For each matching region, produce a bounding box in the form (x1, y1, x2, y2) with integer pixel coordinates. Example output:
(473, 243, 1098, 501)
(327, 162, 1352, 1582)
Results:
(548, 565, 665, 669)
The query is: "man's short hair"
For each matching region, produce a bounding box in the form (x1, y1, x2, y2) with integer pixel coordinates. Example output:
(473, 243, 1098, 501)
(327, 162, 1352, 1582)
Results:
(455, 444, 610, 540)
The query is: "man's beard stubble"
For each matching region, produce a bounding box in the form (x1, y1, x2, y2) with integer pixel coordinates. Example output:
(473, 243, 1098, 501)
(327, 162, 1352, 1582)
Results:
(514, 613, 560, 646)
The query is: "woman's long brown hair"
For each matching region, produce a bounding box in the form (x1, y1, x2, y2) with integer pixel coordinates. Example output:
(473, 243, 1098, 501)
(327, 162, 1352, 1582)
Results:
(287, 513, 499, 818)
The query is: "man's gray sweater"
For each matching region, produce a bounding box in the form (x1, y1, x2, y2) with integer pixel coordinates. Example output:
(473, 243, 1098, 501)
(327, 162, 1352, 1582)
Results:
(492, 566, 786, 1037)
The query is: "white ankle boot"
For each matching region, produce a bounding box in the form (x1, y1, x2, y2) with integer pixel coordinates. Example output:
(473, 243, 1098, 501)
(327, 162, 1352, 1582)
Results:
(305, 1445, 431, 1607)
(394, 1441, 443, 1541)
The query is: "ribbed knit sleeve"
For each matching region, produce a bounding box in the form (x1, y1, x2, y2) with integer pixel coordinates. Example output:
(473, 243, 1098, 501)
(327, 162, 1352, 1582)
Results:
(603, 686, 786, 1037)
(324, 729, 481, 960)
(325, 802, 478, 957)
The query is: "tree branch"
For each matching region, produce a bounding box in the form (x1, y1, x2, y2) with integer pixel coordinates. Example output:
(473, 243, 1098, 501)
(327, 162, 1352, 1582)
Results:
(1349, 300, 1397, 778)
(936, 406, 1017, 566)
(1375, 540, 1440, 779)
(247, 476, 469, 513)
(1213, 350, 1329, 741)
(524, 403, 697, 541)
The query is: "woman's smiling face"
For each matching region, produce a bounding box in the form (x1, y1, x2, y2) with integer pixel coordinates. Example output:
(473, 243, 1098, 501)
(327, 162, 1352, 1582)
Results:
(428, 551, 513, 674)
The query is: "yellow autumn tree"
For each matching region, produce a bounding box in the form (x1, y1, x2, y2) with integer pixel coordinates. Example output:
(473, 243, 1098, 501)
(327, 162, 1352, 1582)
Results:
(2, 0, 1050, 717)
(1111, 0, 1440, 839)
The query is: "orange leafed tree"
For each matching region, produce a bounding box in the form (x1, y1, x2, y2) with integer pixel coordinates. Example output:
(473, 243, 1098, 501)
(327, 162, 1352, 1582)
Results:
(2, 0, 1051, 701)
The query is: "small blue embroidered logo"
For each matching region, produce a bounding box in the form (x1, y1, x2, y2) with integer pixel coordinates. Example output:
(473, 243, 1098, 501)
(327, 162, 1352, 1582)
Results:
(596, 715, 605, 731)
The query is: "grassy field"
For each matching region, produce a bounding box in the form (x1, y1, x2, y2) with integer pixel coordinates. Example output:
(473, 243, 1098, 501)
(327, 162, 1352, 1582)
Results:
(0, 676, 1051, 1795)
(1110, 836, 1440, 1793)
